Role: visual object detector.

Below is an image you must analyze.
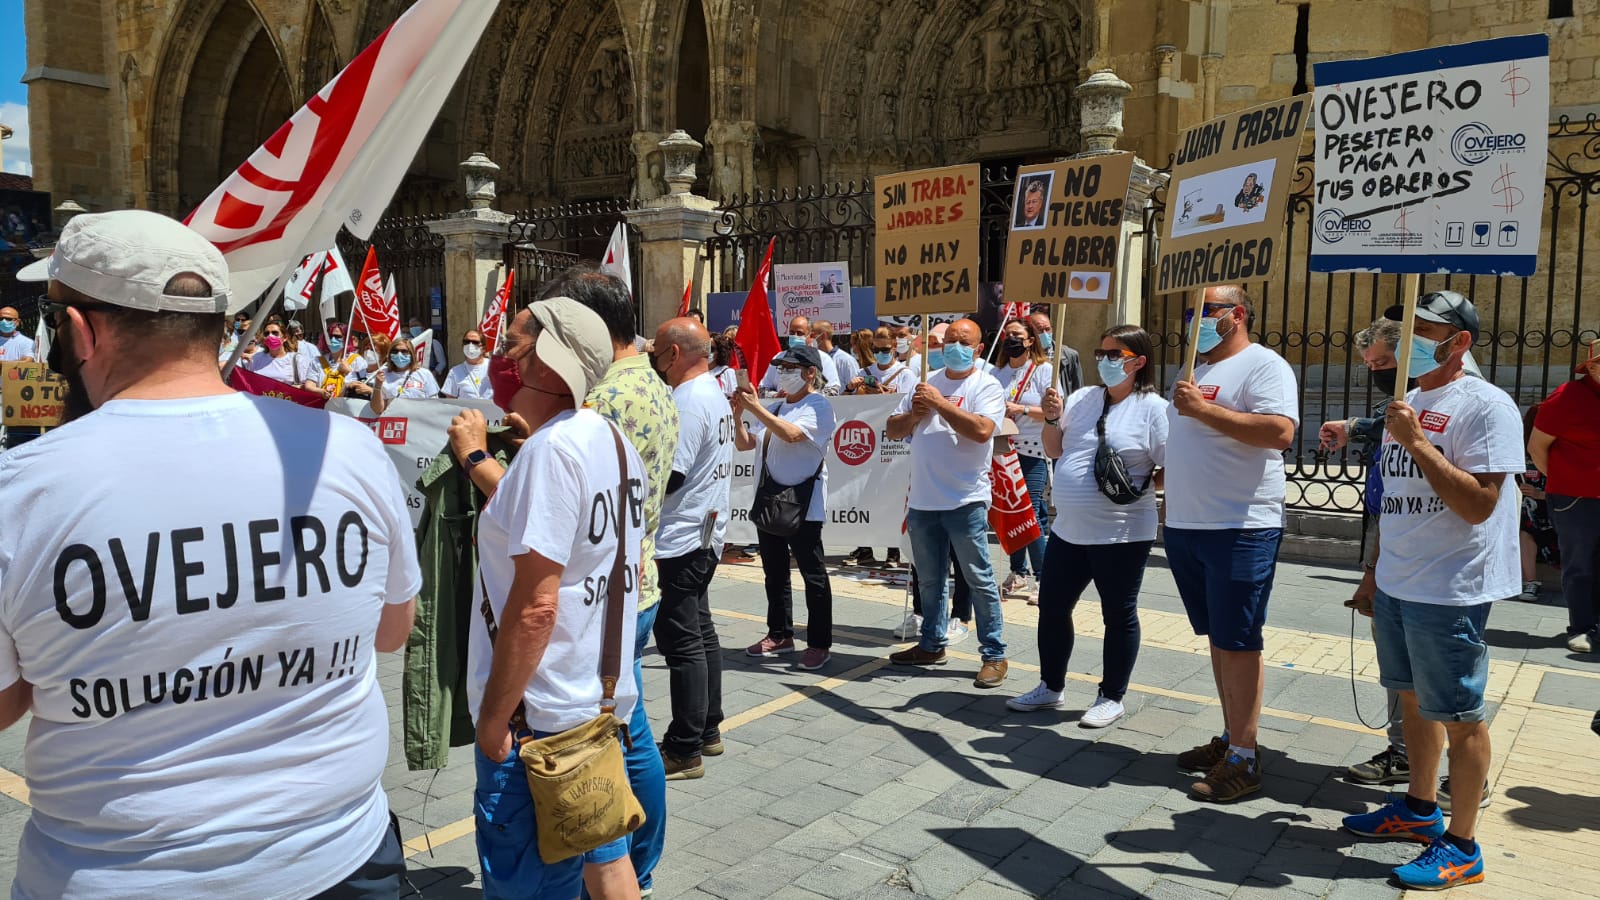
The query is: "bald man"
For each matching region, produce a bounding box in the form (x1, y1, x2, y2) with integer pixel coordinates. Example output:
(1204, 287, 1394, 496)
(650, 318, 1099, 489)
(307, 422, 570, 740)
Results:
(651, 317, 735, 778)
(760, 315, 840, 395)
(0, 307, 36, 362)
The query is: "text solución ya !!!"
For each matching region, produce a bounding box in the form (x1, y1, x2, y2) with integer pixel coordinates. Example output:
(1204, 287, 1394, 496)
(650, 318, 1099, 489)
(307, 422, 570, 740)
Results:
(1314, 77, 1483, 214)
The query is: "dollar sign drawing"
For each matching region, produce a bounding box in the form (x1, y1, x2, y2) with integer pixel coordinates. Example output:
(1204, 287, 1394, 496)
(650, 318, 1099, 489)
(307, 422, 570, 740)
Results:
(1492, 164, 1524, 212)
(1502, 62, 1529, 106)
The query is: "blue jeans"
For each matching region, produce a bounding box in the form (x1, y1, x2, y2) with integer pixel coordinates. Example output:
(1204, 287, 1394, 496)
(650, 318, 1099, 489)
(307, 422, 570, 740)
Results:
(1372, 589, 1491, 723)
(1007, 454, 1050, 577)
(907, 503, 1006, 661)
(623, 603, 665, 891)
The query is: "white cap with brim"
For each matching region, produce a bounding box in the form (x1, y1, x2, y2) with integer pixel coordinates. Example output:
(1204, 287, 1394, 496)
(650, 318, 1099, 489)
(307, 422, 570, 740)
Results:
(17, 210, 231, 314)
(527, 297, 614, 410)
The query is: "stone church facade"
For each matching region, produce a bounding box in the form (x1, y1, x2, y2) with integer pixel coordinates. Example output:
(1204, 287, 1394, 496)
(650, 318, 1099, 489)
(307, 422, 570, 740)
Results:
(23, 0, 1600, 218)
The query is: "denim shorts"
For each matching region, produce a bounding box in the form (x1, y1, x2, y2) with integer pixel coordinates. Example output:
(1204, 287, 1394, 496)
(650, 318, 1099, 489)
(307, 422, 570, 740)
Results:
(1372, 589, 1491, 723)
(1164, 527, 1282, 652)
(475, 744, 632, 900)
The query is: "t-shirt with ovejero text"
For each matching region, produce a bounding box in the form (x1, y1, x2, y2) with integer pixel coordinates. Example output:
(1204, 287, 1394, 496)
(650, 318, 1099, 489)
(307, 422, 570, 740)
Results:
(468, 408, 644, 733)
(895, 369, 1007, 511)
(1376, 375, 1523, 606)
(0, 392, 421, 900)
(660, 373, 736, 558)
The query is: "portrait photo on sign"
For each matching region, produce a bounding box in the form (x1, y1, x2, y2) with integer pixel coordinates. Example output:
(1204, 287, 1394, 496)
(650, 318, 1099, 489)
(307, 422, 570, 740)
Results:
(820, 268, 847, 293)
(1067, 272, 1110, 301)
(1171, 159, 1277, 237)
(1012, 173, 1053, 230)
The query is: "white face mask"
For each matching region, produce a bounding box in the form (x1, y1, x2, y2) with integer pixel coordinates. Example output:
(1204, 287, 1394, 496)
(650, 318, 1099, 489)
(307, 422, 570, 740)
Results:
(362, 350, 379, 365)
(463, 344, 483, 361)
(778, 371, 807, 395)
(894, 338, 911, 355)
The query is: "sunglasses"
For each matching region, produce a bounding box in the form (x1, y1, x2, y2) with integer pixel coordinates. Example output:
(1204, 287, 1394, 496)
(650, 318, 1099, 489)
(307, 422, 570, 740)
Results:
(464, 339, 483, 346)
(1181, 304, 1238, 324)
(777, 364, 804, 371)
(1092, 349, 1136, 361)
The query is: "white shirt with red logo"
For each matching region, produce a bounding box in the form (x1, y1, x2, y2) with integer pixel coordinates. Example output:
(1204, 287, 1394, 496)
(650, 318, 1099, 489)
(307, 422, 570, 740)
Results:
(895, 369, 1006, 511)
(1375, 375, 1523, 606)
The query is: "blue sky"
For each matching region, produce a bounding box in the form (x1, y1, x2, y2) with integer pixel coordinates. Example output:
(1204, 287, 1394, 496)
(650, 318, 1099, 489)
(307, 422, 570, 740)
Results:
(2, 1, 31, 176)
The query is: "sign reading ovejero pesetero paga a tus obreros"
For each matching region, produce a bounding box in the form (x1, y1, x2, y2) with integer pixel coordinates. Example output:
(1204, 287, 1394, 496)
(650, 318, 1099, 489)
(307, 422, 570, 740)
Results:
(1153, 94, 1312, 295)
(874, 164, 981, 316)
(1005, 152, 1135, 304)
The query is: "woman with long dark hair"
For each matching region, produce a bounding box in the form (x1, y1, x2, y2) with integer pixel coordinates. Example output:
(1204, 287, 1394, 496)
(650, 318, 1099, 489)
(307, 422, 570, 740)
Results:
(1007, 324, 1168, 728)
(993, 317, 1053, 600)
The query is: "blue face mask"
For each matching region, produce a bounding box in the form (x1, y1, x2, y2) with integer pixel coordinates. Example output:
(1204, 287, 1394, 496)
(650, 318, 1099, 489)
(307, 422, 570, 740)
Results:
(390, 352, 413, 369)
(943, 342, 975, 373)
(1098, 357, 1131, 388)
(1407, 334, 1445, 379)
(874, 350, 894, 366)
(409, 327, 423, 339)
(1195, 316, 1226, 354)
(1037, 331, 1053, 352)
(926, 348, 945, 371)
(788, 335, 807, 349)
(0, 320, 15, 336)
(327, 337, 344, 353)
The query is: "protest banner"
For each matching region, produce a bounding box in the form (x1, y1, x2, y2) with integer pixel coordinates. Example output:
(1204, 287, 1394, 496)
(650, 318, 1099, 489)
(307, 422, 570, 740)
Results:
(875, 164, 981, 318)
(1, 363, 65, 427)
(328, 397, 503, 526)
(1006, 153, 1136, 304)
(774, 262, 853, 333)
(989, 448, 1041, 555)
(228, 367, 329, 408)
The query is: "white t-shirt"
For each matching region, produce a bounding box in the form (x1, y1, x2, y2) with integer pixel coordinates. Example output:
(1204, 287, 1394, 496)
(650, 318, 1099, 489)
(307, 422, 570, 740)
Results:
(747, 393, 837, 522)
(828, 347, 856, 381)
(1164, 343, 1299, 529)
(896, 369, 1007, 511)
(1376, 376, 1523, 606)
(373, 367, 440, 400)
(244, 350, 314, 385)
(1052, 388, 1170, 544)
(863, 361, 917, 395)
(296, 343, 324, 376)
(0, 333, 36, 361)
(659, 373, 735, 558)
(710, 365, 739, 397)
(899, 352, 924, 377)
(443, 361, 490, 399)
(994, 359, 1054, 457)
(760, 348, 840, 393)
(0, 393, 420, 899)
(468, 409, 644, 733)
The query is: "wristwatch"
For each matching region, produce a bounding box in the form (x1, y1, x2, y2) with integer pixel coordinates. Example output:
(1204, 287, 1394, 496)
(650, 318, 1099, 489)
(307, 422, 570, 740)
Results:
(463, 448, 491, 471)
(1044, 417, 1061, 428)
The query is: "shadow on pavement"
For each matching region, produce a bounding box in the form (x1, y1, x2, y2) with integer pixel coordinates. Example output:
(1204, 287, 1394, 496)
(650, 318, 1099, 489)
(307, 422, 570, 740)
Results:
(1484, 627, 1567, 651)
(402, 865, 476, 900)
(1502, 785, 1600, 833)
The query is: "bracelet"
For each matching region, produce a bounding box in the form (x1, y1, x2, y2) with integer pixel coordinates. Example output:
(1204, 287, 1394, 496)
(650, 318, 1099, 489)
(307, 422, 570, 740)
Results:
(1044, 417, 1060, 428)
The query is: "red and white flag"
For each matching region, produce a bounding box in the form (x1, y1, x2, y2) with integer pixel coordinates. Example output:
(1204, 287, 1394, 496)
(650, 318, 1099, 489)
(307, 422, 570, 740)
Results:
(599, 223, 632, 297)
(184, 0, 497, 313)
(354, 246, 399, 338)
(480, 269, 514, 354)
(284, 247, 355, 320)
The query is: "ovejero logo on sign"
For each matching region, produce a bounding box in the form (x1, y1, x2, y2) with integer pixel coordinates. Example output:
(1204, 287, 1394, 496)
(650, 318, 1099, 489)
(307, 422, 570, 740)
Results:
(1450, 122, 1527, 166)
(1314, 208, 1372, 244)
(833, 420, 876, 466)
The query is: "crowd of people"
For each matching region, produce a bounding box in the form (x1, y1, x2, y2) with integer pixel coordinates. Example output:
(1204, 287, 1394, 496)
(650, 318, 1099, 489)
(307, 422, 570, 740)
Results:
(0, 209, 1595, 898)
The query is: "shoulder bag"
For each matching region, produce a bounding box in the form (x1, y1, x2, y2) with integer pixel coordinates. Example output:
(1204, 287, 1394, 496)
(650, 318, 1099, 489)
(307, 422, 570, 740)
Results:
(750, 428, 824, 537)
(478, 423, 645, 864)
(1092, 388, 1153, 506)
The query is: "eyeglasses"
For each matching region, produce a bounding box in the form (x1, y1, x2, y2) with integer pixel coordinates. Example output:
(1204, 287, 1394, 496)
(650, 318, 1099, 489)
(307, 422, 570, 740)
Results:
(464, 339, 483, 346)
(1092, 349, 1136, 361)
(1182, 304, 1238, 324)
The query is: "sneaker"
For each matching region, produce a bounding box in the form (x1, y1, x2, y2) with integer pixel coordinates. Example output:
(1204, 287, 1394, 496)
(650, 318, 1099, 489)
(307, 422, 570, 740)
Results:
(1438, 777, 1492, 812)
(1177, 736, 1229, 773)
(946, 620, 970, 644)
(1569, 631, 1594, 653)
(798, 647, 830, 671)
(660, 747, 704, 781)
(746, 635, 795, 657)
(974, 659, 1009, 689)
(1006, 681, 1064, 712)
(1000, 572, 1024, 594)
(1191, 751, 1261, 803)
(844, 547, 873, 566)
(889, 646, 947, 666)
(1347, 746, 1411, 786)
(895, 610, 923, 639)
(1026, 589, 1040, 607)
(1517, 580, 1540, 602)
(1343, 796, 1446, 843)
(734, 545, 759, 560)
(1079, 693, 1125, 729)
(701, 733, 724, 757)
(1392, 836, 1485, 890)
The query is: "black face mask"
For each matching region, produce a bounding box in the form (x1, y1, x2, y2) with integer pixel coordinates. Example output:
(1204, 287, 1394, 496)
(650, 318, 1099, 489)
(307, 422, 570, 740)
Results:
(47, 316, 96, 423)
(1370, 367, 1398, 396)
(1003, 337, 1027, 359)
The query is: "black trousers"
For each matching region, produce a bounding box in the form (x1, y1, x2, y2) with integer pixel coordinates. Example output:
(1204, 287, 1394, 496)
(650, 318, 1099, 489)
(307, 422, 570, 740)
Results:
(654, 548, 725, 758)
(1551, 494, 1600, 637)
(758, 522, 833, 648)
(1036, 535, 1154, 701)
(311, 814, 404, 898)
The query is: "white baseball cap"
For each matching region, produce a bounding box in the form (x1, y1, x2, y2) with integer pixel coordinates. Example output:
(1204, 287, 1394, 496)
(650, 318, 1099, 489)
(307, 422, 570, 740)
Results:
(17, 210, 231, 314)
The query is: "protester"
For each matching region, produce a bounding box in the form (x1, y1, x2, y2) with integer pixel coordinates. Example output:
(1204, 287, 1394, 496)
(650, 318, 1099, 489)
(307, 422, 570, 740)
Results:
(651, 318, 734, 780)
(1165, 284, 1298, 802)
(709, 333, 740, 396)
(287, 319, 321, 373)
(687, 306, 705, 324)
(850, 327, 874, 377)
(3, 209, 419, 896)
(309, 322, 367, 399)
(887, 318, 1009, 688)
(890, 322, 923, 376)
(843, 326, 916, 569)
(1030, 310, 1083, 394)
(243, 319, 313, 385)
(993, 317, 1054, 600)
(760, 315, 840, 395)
(408, 315, 449, 378)
(812, 320, 856, 382)
(218, 311, 251, 363)
(735, 345, 838, 669)
(1530, 338, 1600, 653)
(442, 329, 491, 399)
(467, 296, 645, 899)
(1342, 290, 1521, 890)
(0, 306, 35, 360)
(1517, 404, 1559, 603)
(362, 336, 441, 412)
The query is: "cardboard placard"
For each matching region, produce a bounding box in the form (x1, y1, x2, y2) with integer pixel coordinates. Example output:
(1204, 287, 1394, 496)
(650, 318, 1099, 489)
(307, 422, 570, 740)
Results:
(875, 164, 981, 315)
(2, 363, 66, 427)
(1310, 34, 1550, 276)
(1154, 95, 1312, 295)
(774, 261, 853, 333)
(1005, 152, 1135, 304)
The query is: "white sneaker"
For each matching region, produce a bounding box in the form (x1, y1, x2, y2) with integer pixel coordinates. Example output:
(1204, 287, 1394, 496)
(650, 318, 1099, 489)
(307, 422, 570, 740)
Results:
(1518, 581, 1540, 602)
(896, 610, 923, 640)
(1006, 681, 1063, 712)
(1078, 693, 1125, 729)
(1569, 632, 1594, 653)
(946, 621, 970, 644)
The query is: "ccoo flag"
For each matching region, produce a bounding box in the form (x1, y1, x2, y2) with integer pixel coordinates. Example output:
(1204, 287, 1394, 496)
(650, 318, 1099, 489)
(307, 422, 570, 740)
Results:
(480, 270, 514, 354)
(353, 246, 400, 338)
(735, 238, 781, 387)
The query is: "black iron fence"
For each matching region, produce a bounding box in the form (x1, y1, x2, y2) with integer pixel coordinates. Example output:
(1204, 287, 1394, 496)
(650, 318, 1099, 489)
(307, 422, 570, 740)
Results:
(334, 215, 446, 336)
(503, 199, 641, 332)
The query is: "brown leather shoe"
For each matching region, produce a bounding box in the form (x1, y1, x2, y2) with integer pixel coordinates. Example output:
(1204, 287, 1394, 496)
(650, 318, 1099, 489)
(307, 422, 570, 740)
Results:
(1191, 751, 1261, 802)
(974, 659, 1008, 688)
(660, 747, 704, 781)
(889, 646, 948, 666)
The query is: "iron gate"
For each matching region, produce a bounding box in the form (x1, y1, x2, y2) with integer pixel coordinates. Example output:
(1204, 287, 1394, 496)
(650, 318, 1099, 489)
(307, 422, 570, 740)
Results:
(334, 215, 446, 335)
(503, 199, 642, 333)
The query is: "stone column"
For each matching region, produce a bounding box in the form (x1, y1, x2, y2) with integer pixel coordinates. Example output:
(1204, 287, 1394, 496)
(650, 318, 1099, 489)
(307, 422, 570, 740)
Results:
(626, 130, 722, 333)
(426, 153, 513, 367)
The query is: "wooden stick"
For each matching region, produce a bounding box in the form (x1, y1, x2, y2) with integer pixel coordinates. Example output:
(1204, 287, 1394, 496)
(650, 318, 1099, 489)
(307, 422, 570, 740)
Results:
(919, 314, 929, 384)
(1181, 288, 1205, 383)
(1049, 304, 1063, 385)
(1390, 273, 1422, 403)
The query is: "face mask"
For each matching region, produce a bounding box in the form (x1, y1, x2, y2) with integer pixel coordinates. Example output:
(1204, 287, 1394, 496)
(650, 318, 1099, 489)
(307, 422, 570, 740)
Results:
(234, 321, 248, 334)
(48, 318, 95, 422)
(489, 354, 527, 411)
(895, 338, 911, 355)
(263, 335, 284, 352)
(390, 352, 413, 369)
(363, 350, 379, 365)
(1195, 315, 1228, 354)
(1003, 337, 1027, 359)
(0, 320, 15, 336)
(874, 350, 894, 366)
(1098, 357, 1131, 388)
(463, 344, 483, 361)
(943, 342, 975, 373)
(1370, 367, 1398, 395)
(1407, 334, 1447, 379)
(778, 370, 806, 395)
(788, 335, 808, 349)
(926, 348, 944, 371)
(1037, 332, 1054, 353)
(408, 327, 423, 339)
(327, 337, 343, 353)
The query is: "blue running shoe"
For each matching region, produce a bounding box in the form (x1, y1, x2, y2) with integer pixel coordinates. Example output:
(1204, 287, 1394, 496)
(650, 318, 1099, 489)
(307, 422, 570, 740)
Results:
(1342, 796, 1445, 844)
(1394, 836, 1485, 890)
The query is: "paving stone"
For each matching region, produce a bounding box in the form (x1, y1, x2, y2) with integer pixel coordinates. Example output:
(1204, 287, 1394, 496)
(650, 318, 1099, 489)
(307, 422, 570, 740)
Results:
(774, 812, 882, 862)
(843, 780, 941, 826)
(920, 780, 1012, 824)
(795, 849, 901, 897)
(697, 847, 815, 900)
(762, 783, 860, 828)
(905, 845, 1001, 900)
(861, 809, 968, 861)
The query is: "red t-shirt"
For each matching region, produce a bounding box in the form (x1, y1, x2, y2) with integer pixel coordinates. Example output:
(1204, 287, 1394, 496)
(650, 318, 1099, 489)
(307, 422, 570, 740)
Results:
(1534, 376, 1600, 498)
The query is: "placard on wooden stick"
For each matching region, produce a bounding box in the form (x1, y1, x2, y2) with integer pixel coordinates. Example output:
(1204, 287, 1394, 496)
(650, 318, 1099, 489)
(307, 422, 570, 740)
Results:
(874, 164, 981, 317)
(1005, 153, 1135, 305)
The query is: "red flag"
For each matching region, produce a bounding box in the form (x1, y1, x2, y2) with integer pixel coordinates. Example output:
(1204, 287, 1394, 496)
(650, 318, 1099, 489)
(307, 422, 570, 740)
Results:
(480, 269, 514, 353)
(354, 246, 399, 338)
(988, 449, 1042, 555)
(229, 366, 329, 409)
(677, 279, 693, 318)
(735, 239, 781, 387)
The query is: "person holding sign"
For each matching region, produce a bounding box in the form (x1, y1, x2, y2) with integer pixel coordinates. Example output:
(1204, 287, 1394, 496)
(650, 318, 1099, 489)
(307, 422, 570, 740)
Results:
(1341, 291, 1521, 891)
(886, 318, 1010, 688)
(994, 318, 1054, 599)
(1165, 285, 1298, 803)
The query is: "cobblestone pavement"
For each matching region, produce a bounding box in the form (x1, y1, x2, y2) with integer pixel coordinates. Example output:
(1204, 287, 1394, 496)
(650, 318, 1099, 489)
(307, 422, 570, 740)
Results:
(0, 543, 1595, 899)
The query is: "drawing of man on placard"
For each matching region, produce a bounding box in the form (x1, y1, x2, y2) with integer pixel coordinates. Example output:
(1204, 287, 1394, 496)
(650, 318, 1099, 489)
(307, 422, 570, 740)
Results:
(1013, 175, 1051, 229)
(1234, 173, 1266, 213)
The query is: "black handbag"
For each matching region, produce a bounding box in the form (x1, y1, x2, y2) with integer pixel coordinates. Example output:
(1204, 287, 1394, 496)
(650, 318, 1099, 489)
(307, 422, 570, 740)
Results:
(750, 433, 824, 537)
(1092, 388, 1153, 506)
